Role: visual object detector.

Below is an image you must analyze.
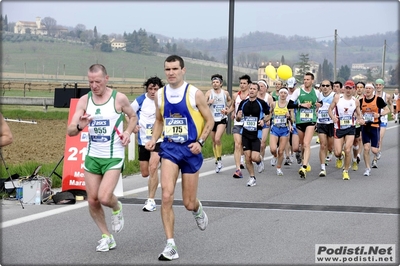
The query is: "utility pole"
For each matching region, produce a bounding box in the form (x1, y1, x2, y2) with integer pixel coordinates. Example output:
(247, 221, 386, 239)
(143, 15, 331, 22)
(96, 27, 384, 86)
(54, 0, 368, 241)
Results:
(334, 29, 337, 81)
(227, 0, 235, 134)
(382, 39, 386, 80)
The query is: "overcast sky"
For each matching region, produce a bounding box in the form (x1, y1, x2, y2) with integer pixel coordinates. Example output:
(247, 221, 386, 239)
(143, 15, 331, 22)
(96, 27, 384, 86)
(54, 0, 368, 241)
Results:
(1, 1, 398, 41)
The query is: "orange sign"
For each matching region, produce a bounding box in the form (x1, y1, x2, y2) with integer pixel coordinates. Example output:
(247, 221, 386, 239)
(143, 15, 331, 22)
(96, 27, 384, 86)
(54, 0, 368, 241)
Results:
(62, 98, 88, 191)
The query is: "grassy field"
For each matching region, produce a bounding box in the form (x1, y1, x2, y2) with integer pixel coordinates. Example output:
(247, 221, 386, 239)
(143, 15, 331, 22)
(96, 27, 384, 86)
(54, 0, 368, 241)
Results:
(1, 40, 252, 88)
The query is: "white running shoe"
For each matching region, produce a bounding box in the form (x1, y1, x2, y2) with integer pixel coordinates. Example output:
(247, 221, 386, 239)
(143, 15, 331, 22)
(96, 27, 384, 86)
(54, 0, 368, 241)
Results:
(111, 201, 124, 233)
(363, 168, 371, 176)
(215, 160, 223, 173)
(371, 159, 378, 168)
(96, 234, 116, 252)
(376, 151, 382, 160)
(295, 152, 302, 164)
(276, 168, 283, 176)
(319, 170, 326, 177)
(289, 154, 294, 164)
(257, 161, 264, 173)
(158, 243, 179, 261)
(246, 176, 257, 187)
(270, 157, 277, 166)
(142, 199, 156, 212)
(193, 200, 208, 231)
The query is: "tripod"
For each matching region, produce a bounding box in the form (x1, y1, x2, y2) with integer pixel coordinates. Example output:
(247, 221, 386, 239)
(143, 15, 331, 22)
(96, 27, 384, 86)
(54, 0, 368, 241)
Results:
(0, 149, 24, 209)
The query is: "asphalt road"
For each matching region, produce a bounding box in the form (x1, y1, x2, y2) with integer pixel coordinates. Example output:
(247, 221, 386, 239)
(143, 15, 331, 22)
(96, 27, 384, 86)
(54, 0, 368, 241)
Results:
(1, 123, 399, 266)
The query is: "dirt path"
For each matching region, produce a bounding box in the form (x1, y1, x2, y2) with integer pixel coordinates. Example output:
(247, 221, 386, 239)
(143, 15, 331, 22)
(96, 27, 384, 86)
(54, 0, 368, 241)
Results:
(2, 119, 66, 165)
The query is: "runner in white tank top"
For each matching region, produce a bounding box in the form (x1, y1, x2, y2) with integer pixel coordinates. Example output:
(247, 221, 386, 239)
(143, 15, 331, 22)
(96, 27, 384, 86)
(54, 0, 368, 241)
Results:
(67, 64, 137, 252)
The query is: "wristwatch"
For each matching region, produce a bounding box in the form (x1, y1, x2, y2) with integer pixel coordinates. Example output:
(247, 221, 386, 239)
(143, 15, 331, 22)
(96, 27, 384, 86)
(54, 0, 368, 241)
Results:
(77, 124, 83, 131)
(197, 138, 204, 147)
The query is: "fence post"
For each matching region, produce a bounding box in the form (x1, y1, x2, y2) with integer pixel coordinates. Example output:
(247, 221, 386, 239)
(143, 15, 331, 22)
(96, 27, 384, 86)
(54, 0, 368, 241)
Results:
(128, 133, 135, 161)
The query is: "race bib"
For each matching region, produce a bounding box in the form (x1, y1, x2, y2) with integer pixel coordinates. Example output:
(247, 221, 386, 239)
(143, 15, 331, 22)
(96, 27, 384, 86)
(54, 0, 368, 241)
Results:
(213, 104, 224, 118)
(273, 115, 287, 127)
(363, 112, 374, 122)
(318, 110, 330, 123)
(164, 118, 188, 143)
(243, 116, 257, 131)
(89, 119, 111, 142)
(299, 109, 313, 122)
(339, 115, 352, 128)
(145, 124, 153, 139)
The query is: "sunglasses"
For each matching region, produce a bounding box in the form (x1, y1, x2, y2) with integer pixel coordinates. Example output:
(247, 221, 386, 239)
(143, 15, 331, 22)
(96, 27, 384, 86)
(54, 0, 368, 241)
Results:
(320, 84, 330, 87)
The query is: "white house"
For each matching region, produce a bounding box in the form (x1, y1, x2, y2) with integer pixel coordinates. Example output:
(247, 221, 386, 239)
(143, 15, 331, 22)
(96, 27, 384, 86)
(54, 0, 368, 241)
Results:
(14, 17, 47, 35)
(14, 17, 67, 36)
(110, 38, 126, 51)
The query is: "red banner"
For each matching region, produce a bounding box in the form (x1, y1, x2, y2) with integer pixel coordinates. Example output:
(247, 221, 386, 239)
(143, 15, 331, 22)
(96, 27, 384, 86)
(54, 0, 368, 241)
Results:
(62, 98, 88, 191)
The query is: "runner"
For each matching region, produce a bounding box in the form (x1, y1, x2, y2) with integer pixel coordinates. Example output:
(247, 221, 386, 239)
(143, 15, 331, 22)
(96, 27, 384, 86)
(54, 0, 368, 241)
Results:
(371, 78, 394, 168)
(205, 74, 232, 173)
(351, 81, 365, 170)
(269, 87, 292, 176)
(316, 80, 335, 177)
(235, 82, 270, 186)
(257, 79, 273, 173)
(328, 80, 363, 180)
(358, 82, 390, 176)
(287, 72, 322, 178)
(226, 75, 251, 178)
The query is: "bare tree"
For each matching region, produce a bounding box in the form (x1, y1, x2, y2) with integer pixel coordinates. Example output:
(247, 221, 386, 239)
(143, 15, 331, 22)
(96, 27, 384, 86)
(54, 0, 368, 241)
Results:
(247, 52, 262, 69)
(74, 24, 86, 40)
(41, 17, 57, 36)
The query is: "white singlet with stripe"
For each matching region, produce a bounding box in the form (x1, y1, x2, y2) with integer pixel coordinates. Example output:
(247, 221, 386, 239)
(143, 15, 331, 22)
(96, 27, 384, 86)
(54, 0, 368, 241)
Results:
(209, 89, 228, 122)
(86, 90, 125, 158)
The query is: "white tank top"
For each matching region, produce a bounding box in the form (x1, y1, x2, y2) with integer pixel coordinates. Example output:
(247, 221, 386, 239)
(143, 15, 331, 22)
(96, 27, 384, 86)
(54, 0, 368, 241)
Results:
(209, 89, 228, 122)
(86, 90, 125, 158)
(234, 91, 248, 126)
(334, 96, 356, 129)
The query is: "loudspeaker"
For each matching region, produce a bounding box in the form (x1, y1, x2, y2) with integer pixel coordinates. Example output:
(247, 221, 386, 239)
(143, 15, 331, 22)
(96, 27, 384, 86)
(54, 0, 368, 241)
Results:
(54, 88, 90, 108)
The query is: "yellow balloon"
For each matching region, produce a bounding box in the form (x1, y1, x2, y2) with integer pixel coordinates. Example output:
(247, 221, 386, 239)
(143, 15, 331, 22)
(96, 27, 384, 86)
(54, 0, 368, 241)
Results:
(265, 65, 276, 80)
(277, 65, 293, 80)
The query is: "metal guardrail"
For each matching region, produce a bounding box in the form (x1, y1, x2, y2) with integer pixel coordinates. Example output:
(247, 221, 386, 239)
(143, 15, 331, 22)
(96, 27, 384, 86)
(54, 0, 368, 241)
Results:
(0, 96, 54, 110)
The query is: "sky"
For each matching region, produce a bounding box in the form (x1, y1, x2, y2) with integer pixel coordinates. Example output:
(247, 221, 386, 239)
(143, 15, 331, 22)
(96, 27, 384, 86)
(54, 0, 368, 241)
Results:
(1, 1, 399, 41)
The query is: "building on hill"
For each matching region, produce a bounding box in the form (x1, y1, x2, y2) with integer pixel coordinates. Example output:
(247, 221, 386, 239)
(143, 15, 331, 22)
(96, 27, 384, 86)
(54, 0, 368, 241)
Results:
(14, 17, 46, 35)
(14, 17, 67, 37)
(110, 38, 126, 51)
(258, 61, 283, 89)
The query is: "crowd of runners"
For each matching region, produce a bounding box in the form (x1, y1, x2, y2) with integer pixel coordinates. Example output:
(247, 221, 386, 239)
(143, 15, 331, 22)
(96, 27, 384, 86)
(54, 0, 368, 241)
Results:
(205, 73, 394, 185)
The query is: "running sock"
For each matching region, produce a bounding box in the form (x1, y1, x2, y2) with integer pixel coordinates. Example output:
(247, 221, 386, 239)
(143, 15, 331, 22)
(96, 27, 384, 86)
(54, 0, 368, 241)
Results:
(193, 200, 202, 215)
(216, 144, 222, 158)
(167, 238, 175, 246)
(112, 202, 122, 214)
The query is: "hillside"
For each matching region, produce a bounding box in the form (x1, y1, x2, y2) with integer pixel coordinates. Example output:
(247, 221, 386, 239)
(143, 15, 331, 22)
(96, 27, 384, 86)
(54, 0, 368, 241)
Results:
(174, 30, 399, 68)
(1, 29, 398, 86)
(1, 40, 255, 87)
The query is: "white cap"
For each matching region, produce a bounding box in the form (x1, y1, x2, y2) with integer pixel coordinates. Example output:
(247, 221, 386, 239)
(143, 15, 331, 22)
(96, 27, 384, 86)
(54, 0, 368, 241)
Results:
(287, 77, 296, 88)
